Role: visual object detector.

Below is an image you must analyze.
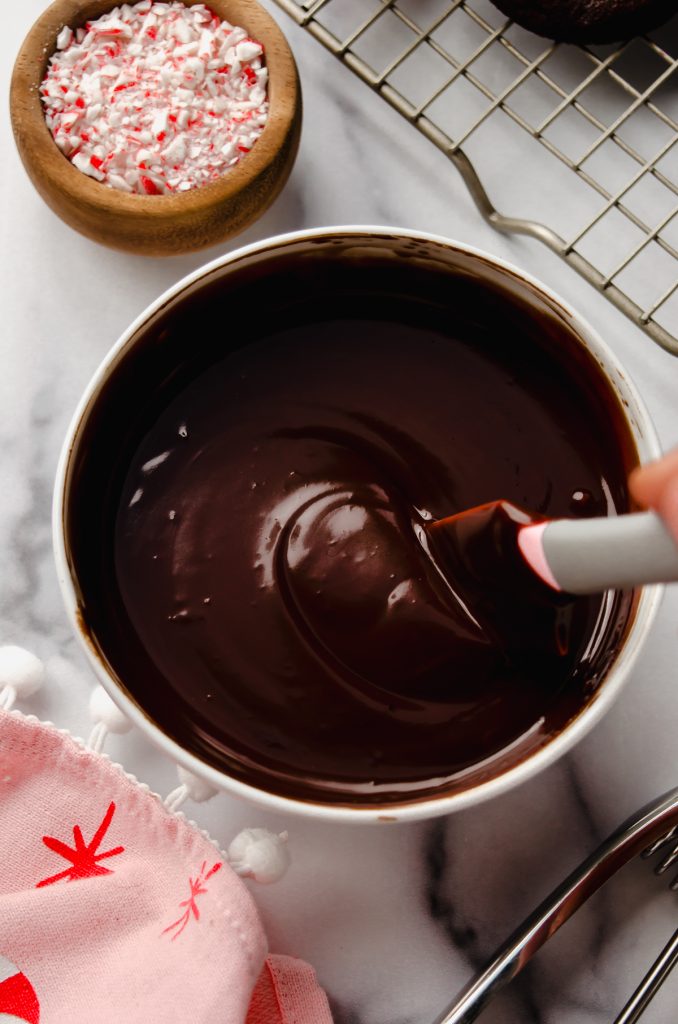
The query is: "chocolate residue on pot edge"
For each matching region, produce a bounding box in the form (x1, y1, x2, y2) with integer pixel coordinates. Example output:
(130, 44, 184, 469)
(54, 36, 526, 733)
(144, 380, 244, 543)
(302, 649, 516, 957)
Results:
(65, 239, 638, 805)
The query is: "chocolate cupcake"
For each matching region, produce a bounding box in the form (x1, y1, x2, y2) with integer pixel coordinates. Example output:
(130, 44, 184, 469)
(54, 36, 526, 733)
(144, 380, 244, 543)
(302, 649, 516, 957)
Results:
(490, 0, 674, 43)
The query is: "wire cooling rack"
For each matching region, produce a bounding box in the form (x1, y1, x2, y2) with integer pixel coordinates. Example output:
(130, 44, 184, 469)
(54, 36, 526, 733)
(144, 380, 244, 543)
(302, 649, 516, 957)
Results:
(270, 0, 678, 355)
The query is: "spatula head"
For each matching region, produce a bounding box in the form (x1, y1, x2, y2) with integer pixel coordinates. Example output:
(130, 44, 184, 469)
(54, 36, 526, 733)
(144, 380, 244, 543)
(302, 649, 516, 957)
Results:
(425, 500, 579, 668)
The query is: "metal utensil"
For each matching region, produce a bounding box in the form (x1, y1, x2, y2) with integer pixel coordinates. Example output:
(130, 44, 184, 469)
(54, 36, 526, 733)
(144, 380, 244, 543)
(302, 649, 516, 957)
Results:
(434, 786, 678, 1023)
(613, 926, 678, 1024)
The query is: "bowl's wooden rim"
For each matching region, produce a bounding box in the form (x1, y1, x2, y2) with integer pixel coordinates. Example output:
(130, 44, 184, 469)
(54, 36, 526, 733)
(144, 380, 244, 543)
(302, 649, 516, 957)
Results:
(10, 0, 300, 223)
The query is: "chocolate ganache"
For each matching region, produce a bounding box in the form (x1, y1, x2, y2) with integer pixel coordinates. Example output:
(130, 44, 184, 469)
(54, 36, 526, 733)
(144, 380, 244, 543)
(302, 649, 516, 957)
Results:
(65, 236, 638, 805)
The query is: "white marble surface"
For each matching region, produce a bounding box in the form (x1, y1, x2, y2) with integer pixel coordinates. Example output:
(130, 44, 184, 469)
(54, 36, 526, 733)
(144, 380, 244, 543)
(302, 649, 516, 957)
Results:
(3, 3, 678, 1022)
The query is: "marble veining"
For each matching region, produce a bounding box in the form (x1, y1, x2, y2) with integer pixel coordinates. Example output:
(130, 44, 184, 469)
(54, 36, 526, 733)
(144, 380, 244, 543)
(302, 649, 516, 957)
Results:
(2, 2, 678, 1022)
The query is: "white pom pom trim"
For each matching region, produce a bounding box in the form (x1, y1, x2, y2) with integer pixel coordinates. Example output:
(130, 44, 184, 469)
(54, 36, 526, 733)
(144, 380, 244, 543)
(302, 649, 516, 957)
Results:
(89, 686, 131, 733)
(0, 646, 45, 710)
(87, 686, 132, 752)
(177, 766, 219, 803)
(227, 827, 290, 884)
(165, 766, 219, 812)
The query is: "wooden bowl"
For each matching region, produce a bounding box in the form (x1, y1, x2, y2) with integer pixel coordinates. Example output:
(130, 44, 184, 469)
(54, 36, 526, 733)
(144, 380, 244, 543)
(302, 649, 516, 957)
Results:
(10, 0, 302, 256)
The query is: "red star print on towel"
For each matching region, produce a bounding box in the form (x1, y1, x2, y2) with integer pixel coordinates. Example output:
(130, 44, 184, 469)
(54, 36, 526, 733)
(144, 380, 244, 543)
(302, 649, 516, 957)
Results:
(36, 802, 124, 888)
(162, 862, 222, 940)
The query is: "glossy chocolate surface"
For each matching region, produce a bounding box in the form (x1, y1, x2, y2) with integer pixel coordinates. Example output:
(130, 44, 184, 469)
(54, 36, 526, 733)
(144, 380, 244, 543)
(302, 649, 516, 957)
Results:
(65, 237, 638, 804)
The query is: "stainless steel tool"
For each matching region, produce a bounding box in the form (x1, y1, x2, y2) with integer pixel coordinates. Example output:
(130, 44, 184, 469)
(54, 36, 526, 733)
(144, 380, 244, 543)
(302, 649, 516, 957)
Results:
(613, 925, 678, 1024)
(433, 787, 678, 1023)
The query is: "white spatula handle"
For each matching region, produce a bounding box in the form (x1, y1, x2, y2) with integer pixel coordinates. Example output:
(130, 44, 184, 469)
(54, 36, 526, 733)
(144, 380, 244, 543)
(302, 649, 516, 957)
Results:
(535, 511, 678, 594)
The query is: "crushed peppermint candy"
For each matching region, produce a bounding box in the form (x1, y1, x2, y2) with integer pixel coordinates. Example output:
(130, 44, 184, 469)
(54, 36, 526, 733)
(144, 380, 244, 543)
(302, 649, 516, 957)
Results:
(40, 1, 269, 195)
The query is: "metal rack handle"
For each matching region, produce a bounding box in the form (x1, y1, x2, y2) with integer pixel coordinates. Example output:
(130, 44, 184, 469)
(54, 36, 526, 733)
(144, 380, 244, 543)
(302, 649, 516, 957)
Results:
(272, 0, 678, 356)
(433, 786, 678, 1023)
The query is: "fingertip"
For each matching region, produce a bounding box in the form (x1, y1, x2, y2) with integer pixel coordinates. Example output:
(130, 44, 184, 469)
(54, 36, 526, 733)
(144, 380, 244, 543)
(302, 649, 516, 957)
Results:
(629, 447, 678, 509)
(628, 463, 651, 508)
(657, 473, 678, 548)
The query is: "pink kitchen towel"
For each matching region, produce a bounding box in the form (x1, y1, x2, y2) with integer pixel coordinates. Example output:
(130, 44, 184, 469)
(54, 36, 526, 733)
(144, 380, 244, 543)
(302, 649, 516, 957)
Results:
(0, 708, 333, 1024)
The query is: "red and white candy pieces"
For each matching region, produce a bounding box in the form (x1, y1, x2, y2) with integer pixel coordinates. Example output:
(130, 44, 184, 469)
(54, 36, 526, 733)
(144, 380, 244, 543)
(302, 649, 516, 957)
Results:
(41, 1, 269, 196)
